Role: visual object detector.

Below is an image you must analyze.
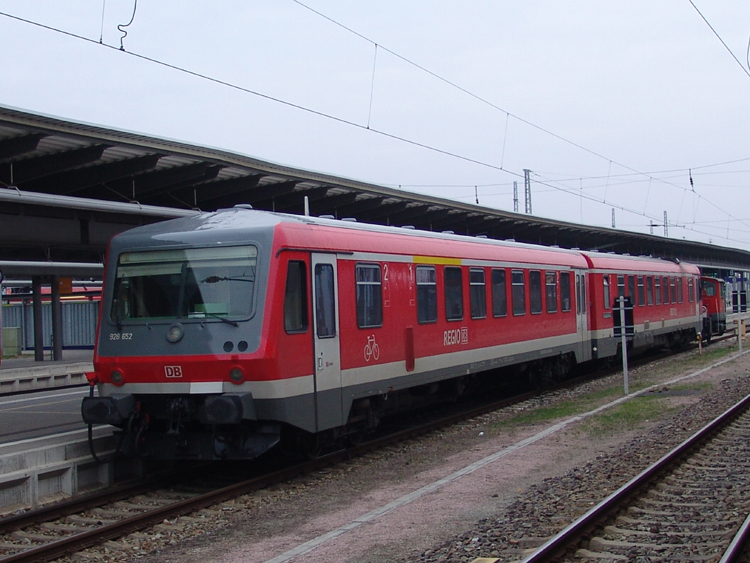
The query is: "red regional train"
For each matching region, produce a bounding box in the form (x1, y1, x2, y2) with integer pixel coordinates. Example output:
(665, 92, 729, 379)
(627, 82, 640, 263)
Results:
(700, 276, 727, 341)
(82, 208, 701, 460)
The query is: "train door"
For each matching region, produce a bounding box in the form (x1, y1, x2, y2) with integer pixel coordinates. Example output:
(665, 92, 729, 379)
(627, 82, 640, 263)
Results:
(311, 253, 344, 431)
(575, 270, 591, 362)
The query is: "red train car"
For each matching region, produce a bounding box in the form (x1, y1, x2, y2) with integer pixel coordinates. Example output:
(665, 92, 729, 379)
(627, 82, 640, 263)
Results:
(583, 252, 701, 355)
(700, 276, 727, 340)
(82, 209, 701, 460)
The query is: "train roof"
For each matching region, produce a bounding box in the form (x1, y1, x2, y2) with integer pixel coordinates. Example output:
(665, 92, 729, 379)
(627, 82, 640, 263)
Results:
(109, 208, 701, 274)
(581, 250, 700, 275)
(110, 207, 589, 268)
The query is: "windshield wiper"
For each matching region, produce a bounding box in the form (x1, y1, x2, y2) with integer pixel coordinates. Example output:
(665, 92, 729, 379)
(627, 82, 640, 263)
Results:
(203, 312, 239, 327)
(201, 275, 254, 284)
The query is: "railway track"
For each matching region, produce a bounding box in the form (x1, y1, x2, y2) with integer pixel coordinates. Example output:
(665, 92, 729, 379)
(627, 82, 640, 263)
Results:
(520, 392, 750, 563)
(0, 372, 566, 562)
(0, 343, 716, 562)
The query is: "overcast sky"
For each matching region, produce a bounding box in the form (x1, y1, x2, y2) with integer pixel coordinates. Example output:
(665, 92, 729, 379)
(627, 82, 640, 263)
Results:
(1, 1, 749, 250)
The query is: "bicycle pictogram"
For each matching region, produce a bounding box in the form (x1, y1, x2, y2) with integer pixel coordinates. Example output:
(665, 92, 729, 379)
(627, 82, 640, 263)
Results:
(364, 334, 380, 362)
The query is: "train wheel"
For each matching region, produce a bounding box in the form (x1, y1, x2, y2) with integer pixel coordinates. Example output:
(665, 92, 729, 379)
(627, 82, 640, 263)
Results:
(529, 361, 554, 389)
(301, 433, 323, 459)
(345, 429, 366, 448)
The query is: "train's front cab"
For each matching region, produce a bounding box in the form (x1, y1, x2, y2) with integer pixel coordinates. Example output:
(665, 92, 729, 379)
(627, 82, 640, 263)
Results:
(82, 208, 287, 460)
(701, 276, 727, 340)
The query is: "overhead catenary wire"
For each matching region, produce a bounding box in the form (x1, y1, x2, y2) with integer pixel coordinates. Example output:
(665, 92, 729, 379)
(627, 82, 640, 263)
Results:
(687, 0, 750, 79)
(290, 0, 750, 235)
(0, 10, 517, 177)
(0, 6, 747, 246)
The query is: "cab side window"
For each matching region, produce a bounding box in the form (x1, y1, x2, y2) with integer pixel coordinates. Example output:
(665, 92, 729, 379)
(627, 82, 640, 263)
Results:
(284, 261, 308, 333)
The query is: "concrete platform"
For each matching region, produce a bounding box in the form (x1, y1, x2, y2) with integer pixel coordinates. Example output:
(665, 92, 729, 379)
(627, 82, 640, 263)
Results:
(0, 350, 92, 395)
(0, 426, 119, 513)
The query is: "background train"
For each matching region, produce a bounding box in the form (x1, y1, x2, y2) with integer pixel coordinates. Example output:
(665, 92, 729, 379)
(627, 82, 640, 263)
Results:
(700, 276, 727, 341)
(82, 208, 702, 460)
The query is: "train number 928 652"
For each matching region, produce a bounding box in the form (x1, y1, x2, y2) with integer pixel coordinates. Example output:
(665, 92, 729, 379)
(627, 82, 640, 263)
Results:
(109, 332, 133, 341)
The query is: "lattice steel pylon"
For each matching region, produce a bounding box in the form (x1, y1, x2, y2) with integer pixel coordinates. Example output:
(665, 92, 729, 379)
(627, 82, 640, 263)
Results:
(524, 169, 532, 214)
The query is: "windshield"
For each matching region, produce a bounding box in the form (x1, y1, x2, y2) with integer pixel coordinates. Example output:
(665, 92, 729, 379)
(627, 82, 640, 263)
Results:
(110, 246, 257, 323)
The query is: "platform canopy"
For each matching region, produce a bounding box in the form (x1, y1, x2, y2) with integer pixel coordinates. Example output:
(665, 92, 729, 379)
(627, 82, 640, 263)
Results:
(2, 104, 750, 274)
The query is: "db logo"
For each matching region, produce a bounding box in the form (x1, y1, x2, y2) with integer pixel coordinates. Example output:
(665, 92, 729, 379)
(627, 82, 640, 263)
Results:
(165, 366, 183, 378)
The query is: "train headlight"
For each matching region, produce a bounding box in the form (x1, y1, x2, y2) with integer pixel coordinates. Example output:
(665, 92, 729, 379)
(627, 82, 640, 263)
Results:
(166, 323, 184, 343)
(229, 367, 244, 384)
(110, 369, 124, 386)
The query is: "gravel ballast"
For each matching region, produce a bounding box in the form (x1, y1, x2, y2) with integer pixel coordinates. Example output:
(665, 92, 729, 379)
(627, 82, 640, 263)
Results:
(76, 342, 750, 563)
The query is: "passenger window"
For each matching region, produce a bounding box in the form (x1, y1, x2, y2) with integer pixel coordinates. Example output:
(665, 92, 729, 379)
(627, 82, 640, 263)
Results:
(663, 276, 670, 304)
(355, 264, 383, 328)
(469, 268, 487, 319)
(416, 266, 437, 324)
(603, 275, 610, 310)
(646, 277, 654, 306)
(546, 271, 557, 313)
(670, 277, 676, 304)
(688, 278, 694, 302)
(655, 277, 662, 305)
(314, 263, 336, 338)
(530, 271, 542, 314)
(637, 276, 645, 306)
(677, 278, 683, 303)
(576, 274, 586, 314)
(512, 270, 526, 316)
(628, 276, 636, 302)
(284, 261, 308, 333)
(491, 269, 507, 317)
(560, 272, 571, 312)
(444, 267, 463, 321)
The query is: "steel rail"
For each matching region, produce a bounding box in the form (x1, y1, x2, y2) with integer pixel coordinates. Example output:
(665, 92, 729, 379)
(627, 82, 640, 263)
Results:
(0, 378, 553, 562)
(0, 346, 697, 562)
(719, 511, 750, 563)
(519, 392, 750, 563)
(0, 473, 180, 533)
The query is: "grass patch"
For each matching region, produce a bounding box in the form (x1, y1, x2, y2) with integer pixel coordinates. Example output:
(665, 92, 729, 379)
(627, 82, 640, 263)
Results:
(628, 343, 737, 388)
(490, 342, 735, 435)
(580, 395, 674, 436)
(497, 387, 624, 427)
(689, 344, 735, 364)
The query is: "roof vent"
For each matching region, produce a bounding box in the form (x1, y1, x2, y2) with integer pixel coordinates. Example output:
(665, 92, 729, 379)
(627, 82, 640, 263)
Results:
(341, 217, 357, 222)
(505, 238, 515, 242)
(401, 225, 415, 229)
(319, 215, 335, 219)
(476, 234, 487, 239)
(442, 230, 454, 234)
(234, 204, 253, 210)
(550, 245, 559, 248)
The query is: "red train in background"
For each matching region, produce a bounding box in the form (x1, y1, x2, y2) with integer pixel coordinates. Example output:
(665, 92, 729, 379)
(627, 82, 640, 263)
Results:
(700, 276, 727, 341)
(82, 208, 702, 460)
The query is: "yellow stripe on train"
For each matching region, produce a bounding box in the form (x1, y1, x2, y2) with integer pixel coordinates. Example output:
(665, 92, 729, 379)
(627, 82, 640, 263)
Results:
(412, 255, 462, 265)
